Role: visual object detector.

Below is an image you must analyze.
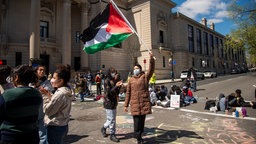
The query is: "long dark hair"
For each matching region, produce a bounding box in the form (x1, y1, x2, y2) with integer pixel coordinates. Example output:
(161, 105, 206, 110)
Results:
(12, 64, 38, 86)
(0, 65, 12, 84)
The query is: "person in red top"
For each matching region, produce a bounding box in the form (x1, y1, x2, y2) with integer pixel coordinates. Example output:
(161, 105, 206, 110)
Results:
(182, 86, 194, 104)
(95, 72, 102, 95)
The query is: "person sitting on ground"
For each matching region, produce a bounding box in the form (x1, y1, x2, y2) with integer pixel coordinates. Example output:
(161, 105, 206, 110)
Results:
(180, 79, 191, 90)
(149, 88, 157, 106)
(228, 89, 245, 107)
(170, 85, 184, 107)
(157, 85, 168, 101)
(216, 93, 227, 112)
(159, 85, 182, 108)
(118, 85, 126, 101)
(181, 86, 195, 105)
(155, 86, 161, 100)
(235, 89, 245, 107)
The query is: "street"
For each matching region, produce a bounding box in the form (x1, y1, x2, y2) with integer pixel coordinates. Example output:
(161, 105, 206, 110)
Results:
(65, 72, 256, 144)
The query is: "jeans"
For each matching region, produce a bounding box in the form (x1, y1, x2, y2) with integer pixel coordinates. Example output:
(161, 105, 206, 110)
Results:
(87, 82, 92, 92)
(103, 109, 117, 135)
(101, 79, 105, 92)
(39, 119, 47, 144)
(184, 96, 192, 104)
(46, 125, 68, 144)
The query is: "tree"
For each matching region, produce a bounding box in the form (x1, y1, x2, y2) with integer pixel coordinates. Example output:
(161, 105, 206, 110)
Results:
(226, 0, 256, 65)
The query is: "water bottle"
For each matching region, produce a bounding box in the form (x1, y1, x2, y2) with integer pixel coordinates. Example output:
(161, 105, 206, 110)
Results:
(235, 110, 239, 118)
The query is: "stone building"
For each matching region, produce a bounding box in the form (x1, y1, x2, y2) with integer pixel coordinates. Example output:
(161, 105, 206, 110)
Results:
(0, 0, 246, 80)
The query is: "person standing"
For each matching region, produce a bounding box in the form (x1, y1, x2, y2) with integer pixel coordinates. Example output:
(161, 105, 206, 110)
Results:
(124, 52, 155, 144)
(101, 67, 123, 142)
(149, 72, 156, 90)
(35, 65, 53, 144)
(86, 71, 93, 92)
(95, 72, 102, 95)
(187, 67, 197, 92)
(40, 64, 72, 144)
(99, 69, 105, 93)
(0, 65, 42, 143)
(76, 75, 87, 102)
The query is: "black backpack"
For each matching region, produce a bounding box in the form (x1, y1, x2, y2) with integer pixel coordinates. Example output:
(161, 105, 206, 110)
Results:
(204, 100, 216, 110)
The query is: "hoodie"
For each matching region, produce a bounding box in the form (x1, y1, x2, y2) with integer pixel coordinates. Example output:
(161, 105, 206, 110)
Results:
(43, 86, 72, 126)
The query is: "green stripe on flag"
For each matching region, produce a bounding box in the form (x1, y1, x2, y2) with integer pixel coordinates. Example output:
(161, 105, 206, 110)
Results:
(83, 33, 132, 54)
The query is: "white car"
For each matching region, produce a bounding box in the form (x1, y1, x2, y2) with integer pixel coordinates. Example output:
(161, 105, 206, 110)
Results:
(180, 70, 188, 81)
(204, 71, 217, 78)
(180, 69, 205, 81)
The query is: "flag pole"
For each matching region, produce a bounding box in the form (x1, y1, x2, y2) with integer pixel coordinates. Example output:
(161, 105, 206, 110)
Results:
(110, 0, 156, 59)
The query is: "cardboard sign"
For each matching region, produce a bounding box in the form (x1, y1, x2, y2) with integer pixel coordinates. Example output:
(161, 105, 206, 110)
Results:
(170, 94, 180, 108)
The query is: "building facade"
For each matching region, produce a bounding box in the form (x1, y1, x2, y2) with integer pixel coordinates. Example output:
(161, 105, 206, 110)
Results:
(0, 0, 246, 80)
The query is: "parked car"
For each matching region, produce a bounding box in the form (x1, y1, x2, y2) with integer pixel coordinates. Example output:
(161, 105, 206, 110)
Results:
(230, 67, 241, 74)
(180, 69, 205, 81)
(180, 70, 188, 81)
(204, 71, 217, 78)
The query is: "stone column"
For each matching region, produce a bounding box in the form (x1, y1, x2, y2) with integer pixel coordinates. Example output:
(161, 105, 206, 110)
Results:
(62, 0, 71, 65)
(80, 2, 90, 70)
(29, 0, 40, 63)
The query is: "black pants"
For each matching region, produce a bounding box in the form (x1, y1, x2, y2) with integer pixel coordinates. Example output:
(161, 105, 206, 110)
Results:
(133, 115, 146, 139)
(96, 83, 101, 95)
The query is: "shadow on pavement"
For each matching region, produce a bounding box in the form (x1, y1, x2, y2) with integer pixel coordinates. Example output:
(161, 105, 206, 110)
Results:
(116, 132, 134, 140)
(64, 134, 88, 144)
(143, 127, 204, 144)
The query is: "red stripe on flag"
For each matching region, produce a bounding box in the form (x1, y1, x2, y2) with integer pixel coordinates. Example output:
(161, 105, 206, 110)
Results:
(106, 3, 133, 34)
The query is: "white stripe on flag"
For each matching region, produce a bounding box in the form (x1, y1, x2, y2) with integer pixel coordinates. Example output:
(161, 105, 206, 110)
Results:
(85, 24, 111, 47)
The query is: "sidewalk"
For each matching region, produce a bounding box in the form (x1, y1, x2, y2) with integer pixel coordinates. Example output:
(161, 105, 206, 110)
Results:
(155, 78, 182, 84)
(90, 78, 182, 92)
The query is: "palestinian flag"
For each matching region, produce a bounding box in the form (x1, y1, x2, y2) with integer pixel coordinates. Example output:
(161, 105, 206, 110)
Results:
(80, 2, 133, 54)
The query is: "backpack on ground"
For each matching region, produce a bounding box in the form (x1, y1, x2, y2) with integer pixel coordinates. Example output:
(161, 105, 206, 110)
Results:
(204, 100, 216, 110)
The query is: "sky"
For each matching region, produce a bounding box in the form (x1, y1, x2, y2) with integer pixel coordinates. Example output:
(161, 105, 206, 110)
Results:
(171, 0, 254, 36)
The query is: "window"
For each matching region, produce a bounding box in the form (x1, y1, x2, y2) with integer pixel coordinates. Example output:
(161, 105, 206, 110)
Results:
(159, 30, 164, 43)
(203, 32, 209, 55)
(207, 59, 210, 68)
(220, 39, 224, 58)
(192, 57, 195, 67)
(15, 52, 22, 66)
(209, 34, 214, 56)
(163, 56, 166, 67)
(196, 28, 202, 54)
(76, 31, 80, 43)
(40, 21, 49, 38)
(188, 25, 194, 52)
(215, 37, 219, 57)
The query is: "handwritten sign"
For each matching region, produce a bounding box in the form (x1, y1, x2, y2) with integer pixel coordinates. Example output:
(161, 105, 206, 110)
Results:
(170, 94, 180, 108)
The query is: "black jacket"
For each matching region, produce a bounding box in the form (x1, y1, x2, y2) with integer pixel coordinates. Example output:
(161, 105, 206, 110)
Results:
(187, 68, 197, 80)
(103, 77, 120, 109)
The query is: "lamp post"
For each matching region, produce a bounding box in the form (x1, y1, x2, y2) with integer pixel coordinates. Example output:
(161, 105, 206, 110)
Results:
(169, 52, 174, 81)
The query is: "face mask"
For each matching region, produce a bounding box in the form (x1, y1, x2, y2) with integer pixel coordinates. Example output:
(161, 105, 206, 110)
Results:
(133, 69, 140, 76)
(50, 78, 59, 86)
(111, 73, 116, 78)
